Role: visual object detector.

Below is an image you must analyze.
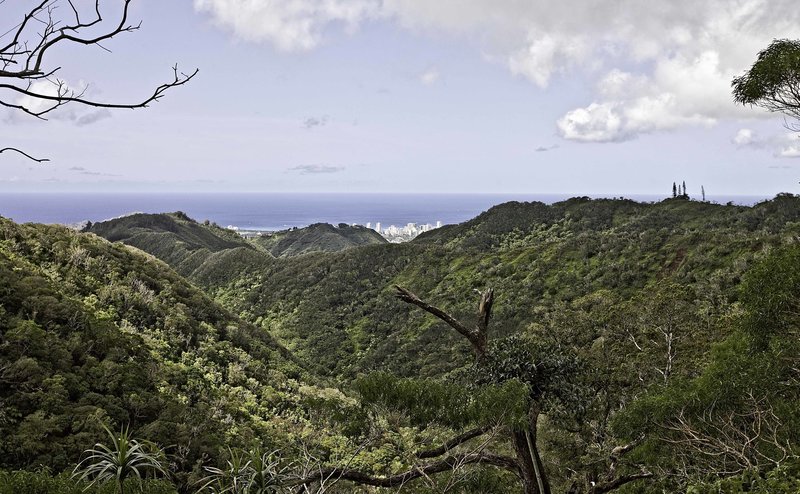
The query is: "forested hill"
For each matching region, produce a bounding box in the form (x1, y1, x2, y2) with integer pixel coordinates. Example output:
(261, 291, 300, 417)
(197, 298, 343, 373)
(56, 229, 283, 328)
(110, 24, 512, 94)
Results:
(84, 212, 267, 281)
(204, 195, 800, 379)
(4, 195, 800, 493)
(415, 195, 799, 248)
(0, 217, 313, 476)
(251, 222, 387, 257)
(86, 213, 387, 284)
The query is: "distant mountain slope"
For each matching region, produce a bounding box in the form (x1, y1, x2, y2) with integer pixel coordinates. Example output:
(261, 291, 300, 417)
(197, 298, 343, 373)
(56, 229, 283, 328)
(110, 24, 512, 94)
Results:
(211, 195, 800, 379)
(0, 217, 308, 473)
(251, 223, 387, 257)
(86, 211, 246, 250)
(413, 195, 786, 248)
(87, 215, 387, 284)
(85, 212, 266, 283)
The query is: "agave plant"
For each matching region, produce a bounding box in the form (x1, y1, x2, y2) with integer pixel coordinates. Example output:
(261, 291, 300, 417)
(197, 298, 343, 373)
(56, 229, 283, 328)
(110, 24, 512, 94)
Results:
(197, 447, 289, 494)
(247, 448, 289, 494)
(72, 424, 167, 494)
(196, 447, 251, 494)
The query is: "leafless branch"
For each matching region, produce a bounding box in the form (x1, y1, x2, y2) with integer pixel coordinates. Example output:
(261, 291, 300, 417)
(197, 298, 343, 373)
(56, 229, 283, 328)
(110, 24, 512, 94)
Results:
(0, 146, 49, 162)
(591, 469, 654, 494)
(416, 424, 495, 459)
(394, 285, 490, 359)
(658, 393, 793, 478)
(1, 0, 197, 161)
(289, 451, 518, 489)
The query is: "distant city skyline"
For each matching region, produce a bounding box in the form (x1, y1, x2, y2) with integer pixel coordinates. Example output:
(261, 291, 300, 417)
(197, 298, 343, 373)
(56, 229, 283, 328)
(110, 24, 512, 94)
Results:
(1, 1, 799, 195)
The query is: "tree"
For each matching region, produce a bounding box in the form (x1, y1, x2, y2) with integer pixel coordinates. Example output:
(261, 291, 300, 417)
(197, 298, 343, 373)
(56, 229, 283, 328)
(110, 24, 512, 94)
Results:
(0, 0, 197, 162)
(672, 182, 677, 198)
(682, 181, 687, 198)
(291, 287, 652, 494)
(732, 39, 800, 129)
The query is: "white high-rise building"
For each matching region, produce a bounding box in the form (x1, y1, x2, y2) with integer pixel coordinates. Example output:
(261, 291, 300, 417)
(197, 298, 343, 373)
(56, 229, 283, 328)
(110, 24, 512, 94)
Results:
(375, 222, 381, 233)
(366, 222, 372, 229)
(436, 220, 442, 228)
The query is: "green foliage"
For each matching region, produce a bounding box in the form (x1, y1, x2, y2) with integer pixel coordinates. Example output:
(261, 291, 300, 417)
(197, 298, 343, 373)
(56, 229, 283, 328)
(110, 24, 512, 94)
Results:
(688, 458, 800, 494)
(86, 212, 269, 284)
(739, 245, 800, 349)
(472, 334, 584, 408)
(732, 39, 800, 119)
(0, 218, 308, 480)
(72, 424, 167, 494)
(197, 447, 289, 494)
(616, 245, 800, 489)
(251, 223, 386, 258)
(0, 470, 176, 494)
(8, 196, 800, 493)
(355, 372, 529, 430)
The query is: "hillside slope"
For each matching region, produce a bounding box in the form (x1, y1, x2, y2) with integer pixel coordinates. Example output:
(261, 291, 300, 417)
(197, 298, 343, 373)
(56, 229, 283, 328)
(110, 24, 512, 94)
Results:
(209, 195, 800, 379)
(85, 212, 268, 283)
(251, 222, 387, 257)
(87, 215, 388, 285)
(0, 217, 309, 474)
(6, 196, 800, 493)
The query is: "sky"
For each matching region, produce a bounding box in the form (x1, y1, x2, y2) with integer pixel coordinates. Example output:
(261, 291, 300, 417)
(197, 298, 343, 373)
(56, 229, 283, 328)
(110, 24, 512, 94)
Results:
(1, 0, 800, 195)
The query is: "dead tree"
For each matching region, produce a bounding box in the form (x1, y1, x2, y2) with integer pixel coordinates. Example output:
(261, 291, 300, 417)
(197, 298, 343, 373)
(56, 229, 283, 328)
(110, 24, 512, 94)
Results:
(291, 286, 651, 494)
(396, 285, 553, 494)
(1, 0, 197, 162)
(659, 393, 794, 479)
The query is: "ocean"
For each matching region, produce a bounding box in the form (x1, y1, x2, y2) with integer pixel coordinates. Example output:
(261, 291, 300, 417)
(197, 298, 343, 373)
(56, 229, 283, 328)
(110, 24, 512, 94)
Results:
(0, 192, 772, 231)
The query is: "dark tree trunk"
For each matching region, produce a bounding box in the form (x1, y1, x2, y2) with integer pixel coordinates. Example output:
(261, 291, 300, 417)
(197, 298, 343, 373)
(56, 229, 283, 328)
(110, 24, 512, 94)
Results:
(512, 407, 551, 494)
(513, 431, 540, 494)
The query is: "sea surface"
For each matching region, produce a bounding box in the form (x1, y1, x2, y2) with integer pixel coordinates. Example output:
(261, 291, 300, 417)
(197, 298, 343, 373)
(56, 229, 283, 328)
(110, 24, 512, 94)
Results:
(0, 192, 773, 231)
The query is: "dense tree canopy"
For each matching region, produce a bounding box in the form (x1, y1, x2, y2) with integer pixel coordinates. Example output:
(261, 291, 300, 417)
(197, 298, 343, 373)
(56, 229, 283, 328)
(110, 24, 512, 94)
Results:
(733, 39, 800, 126)
(4, 196, 800, 492)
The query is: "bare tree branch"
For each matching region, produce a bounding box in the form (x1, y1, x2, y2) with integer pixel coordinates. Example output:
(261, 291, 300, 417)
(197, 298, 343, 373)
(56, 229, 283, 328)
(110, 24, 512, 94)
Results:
(591, 470, 653, 494)
(289, 451, 519, 489)
(1, 0, 197, 161)
(394, 285, 489, 359)
(0, 64, 197, 114)
(0, 146, 49, 162)
(416, 424, 495, 459)
(657, 393, 793, 479)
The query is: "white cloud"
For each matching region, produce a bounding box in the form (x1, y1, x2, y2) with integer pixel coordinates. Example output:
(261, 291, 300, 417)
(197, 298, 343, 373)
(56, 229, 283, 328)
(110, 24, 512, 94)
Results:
(194, 0, 800, 140)
(731, 128, 800, 158)
(778, 134, 800, 158)
(193, 0, 380, 51)
(557, 50, 761, 142)
(419, 67, 440, 85)
(733, 128, 756, 146)
(557, 102, 626, 143)
(779, 146, 800, 158)
(508, 33, 589, 88)
(732, 129, 800, 157)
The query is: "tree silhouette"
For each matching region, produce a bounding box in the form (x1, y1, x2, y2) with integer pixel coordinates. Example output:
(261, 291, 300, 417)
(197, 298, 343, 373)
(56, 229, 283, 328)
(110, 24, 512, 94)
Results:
(1, 0, 197, 162)
(733, 39, 800, 130)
